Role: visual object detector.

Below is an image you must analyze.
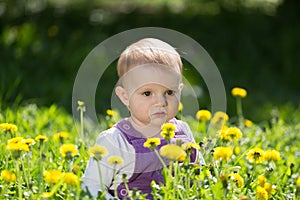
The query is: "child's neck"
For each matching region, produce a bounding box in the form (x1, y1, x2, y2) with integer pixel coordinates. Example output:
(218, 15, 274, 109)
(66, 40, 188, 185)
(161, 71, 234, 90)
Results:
(128, 117, 163, 138)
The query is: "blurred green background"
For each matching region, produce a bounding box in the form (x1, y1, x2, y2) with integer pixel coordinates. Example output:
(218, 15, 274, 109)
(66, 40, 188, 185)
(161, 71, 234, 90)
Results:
(1, 0, 300, 122)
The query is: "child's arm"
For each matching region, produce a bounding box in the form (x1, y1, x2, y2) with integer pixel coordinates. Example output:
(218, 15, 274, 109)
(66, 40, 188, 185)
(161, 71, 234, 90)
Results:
(81, 128, 135, 199)
(81, 157, 115, 199)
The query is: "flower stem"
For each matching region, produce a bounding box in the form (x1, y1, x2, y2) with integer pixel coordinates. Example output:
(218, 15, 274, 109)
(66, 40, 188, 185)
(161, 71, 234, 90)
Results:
(185, 166, 191, 199)
(245, 163, 256, 195)
(197, 120, 207, 136)
(21, 158, 29, 188)
(173, 161, 184, 199)
(112, 164, 118, 198)
(123, 174, 133, 200)
(164, 162, 172, 199)
(96, 160, 105, 192)
(15, 159, 22, 200)
(27, 152, 31, 186)
(1, 182, 7, 198)
(79, 107, 84, 143)
(38, 142, 44, 194)
(154, 149, 167, 169)
(236, 97, 244, 128)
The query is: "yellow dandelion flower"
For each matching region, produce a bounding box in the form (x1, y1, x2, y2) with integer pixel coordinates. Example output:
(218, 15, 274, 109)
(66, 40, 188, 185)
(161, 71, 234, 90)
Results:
(106, 109, 118, 117)
(161, 123, 176, 132)
(143, 138, 161, 150)
(160, 123, 176, 142)
(211, 111, 229, 129)
(264, 183, 276, 195)
(8, 137, 24, 144)
(247, 148, 265, 163)
(160, 144, 187, 161)
(244, 119, 253, 127)
(222, 125, 228, 130)
(64, 172, 79, 186)
(53, 131, 69, 140)
(213, 111, 229, 121)
(264, 150, 280, 161)
(59, 144, 79, 157)
(213, 146, 233, 161)
(160, 130, 175, 140)
(24, 138, 36, 146)
(296, 176, 300, 187)
(77, 100, 84, 106)
(0, 123, 18, 132)
(89, 145, 108, 160)
(108, 156, 124, 165)
(218, 126, 232, 142)
(44, 170, 63, 184)
(6, 137, 29, 158)
(225, 127, 243, 141)
(231, 87, 247, 98)
(256, 186, 268, 200)
(182, 142, 200, 151)
(6, 142, 29, 152)
(77, 100, 86, 112)
(1, 170, 16, 182)
(257, 175, 267, 187)
(196, 110, 212, 121)
(35, 135, 48, 142)
(178, 102, 183, 112)
(40, 192, 52, 198)
(228, 173, 244, 188)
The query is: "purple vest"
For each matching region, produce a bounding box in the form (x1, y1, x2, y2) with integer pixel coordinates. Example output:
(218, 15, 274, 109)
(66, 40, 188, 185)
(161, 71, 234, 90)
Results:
(110, 118, 196, 199)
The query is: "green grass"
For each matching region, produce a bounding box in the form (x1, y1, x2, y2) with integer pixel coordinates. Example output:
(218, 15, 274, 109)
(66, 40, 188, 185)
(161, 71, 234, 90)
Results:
(0, 99, 299, 199)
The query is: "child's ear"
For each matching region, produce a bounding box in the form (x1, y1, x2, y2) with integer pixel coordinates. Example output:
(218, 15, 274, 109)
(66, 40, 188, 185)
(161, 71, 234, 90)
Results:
(179, 83, 184, 91)
(115, 86, 129, 106)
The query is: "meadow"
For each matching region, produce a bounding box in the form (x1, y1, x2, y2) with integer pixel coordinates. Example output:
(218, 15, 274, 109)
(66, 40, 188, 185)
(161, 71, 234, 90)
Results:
(0, 88, 299, 200)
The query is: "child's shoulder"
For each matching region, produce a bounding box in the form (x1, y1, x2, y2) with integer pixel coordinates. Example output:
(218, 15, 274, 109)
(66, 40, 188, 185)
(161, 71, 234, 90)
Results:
(99, 125, 120, 136)
(170, 118, 190, 128)
(95, 120, 128, 146)
(171, 118, 194, 140)
(96, 125, 121, 141)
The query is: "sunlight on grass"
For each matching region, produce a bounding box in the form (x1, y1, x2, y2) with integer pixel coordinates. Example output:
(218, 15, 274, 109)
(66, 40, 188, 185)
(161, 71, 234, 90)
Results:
(0, 88, 299, 199)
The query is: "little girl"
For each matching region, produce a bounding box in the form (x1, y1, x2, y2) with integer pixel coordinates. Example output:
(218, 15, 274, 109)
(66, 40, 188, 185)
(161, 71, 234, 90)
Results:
(81, 38, 204, 199)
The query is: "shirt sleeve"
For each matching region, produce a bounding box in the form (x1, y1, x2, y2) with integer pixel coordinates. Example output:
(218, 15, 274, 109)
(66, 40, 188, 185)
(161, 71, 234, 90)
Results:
(81, 127, 135, 198)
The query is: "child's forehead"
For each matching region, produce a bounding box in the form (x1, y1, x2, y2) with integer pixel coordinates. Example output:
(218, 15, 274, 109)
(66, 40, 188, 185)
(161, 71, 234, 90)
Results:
(136, 83, 178, 91)
(119, 64, 181, 93)
(127, 63, 180, 75)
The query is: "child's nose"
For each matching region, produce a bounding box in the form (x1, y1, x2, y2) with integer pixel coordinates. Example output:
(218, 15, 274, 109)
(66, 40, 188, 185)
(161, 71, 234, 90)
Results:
(154, 94, 167, 107)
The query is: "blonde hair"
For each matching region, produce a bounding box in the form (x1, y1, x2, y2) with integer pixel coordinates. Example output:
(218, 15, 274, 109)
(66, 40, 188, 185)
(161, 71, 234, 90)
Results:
(117, 38, 182, 77)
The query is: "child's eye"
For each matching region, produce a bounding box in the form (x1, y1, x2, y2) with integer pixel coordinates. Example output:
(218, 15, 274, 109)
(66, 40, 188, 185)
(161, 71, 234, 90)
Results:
(143, 91, 151, 96)
(166, 90, 175, 96)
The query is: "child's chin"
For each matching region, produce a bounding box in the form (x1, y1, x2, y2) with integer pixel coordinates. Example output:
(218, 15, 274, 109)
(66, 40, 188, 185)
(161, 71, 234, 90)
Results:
(150, 117, 168, 126)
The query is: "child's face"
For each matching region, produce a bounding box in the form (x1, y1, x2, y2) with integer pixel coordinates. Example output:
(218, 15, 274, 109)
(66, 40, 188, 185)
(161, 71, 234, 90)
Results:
(129, 82, 180, 127)
(116, 64, 182, 128)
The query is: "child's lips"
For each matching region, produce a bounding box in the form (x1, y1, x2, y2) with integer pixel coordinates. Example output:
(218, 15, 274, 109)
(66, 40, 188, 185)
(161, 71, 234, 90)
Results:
(152, 111, 167, 118)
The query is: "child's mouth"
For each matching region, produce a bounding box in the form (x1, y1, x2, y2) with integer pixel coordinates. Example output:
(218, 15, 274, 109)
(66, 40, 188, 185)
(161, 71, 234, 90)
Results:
(152, 112, 167, 118)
